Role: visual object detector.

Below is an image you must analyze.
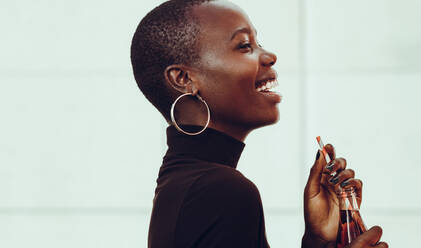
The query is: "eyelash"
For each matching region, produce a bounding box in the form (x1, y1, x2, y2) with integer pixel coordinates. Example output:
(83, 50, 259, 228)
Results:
(238, 41, 263, 51)
(238, 42, 252, 50)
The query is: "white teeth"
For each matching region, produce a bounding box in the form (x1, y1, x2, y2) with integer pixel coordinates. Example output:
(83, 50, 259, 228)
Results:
(256, 80, 278, 92)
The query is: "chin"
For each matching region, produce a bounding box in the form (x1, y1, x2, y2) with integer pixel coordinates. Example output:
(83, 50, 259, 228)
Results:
(262, 115, 280, 127)
(249, 109, 280, 129)
(264, 107, 280, 124)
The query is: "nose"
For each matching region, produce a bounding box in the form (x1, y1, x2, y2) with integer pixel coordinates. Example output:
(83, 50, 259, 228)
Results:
(260, 50, 277, 67)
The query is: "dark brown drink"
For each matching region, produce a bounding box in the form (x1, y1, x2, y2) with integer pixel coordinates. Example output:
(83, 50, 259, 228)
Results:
(336, 189, 367, 248)
(336, 209, 367, 248)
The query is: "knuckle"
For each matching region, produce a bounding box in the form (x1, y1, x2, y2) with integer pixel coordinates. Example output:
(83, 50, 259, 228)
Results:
(380, 242, 389, 248)
(310, 165, 317, 173)
(376, 242, 389, 248)
(338, 158, 347, 168)
(372, 225, 383, 235)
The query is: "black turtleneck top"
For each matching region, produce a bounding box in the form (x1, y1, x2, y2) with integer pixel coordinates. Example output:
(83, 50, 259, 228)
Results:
(148, 125, 270, 248)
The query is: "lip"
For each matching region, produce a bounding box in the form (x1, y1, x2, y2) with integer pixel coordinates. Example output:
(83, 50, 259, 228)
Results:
(258, 90, 282, 103)
(254, 71, 281, 103)
(255, 77, 276, 87)
(255, 71, 278, 88)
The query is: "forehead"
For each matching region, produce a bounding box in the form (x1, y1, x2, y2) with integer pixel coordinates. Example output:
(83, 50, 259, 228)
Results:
(192, 1, 254, 39)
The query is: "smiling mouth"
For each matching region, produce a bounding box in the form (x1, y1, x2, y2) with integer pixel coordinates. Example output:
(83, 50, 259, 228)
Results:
(255, 78, 279, 92)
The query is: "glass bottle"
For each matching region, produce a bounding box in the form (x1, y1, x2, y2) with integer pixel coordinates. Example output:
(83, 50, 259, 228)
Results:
(336, 188, 367, 248)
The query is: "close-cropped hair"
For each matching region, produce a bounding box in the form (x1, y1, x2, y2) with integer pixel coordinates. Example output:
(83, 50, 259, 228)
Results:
(130, 0, 213, 122)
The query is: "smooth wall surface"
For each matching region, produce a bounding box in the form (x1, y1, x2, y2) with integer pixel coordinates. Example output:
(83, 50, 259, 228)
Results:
(1, 0, 420, 247)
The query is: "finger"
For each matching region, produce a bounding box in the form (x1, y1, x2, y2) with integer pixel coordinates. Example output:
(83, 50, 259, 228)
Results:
(374, 242, 389, 248)
(325, 242, 336, 248)
(329, 169, 355, 186)
(340, 178, 363, 207)
(305, 150, 324, 198)
(323, 158, 347, 176)
(324, 144, 336, 162)
(341, 178, 363, 198)
(351, 226, 383, 247)
(340, 178, 362, 190)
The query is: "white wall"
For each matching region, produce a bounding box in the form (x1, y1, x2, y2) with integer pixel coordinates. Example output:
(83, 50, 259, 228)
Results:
(1, 0, 420, 247)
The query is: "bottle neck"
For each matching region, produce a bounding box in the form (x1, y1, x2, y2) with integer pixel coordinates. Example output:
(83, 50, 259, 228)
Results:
(336, 188, 360, 211)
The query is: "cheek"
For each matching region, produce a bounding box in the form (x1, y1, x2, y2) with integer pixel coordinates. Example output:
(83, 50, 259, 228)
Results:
(197, 52, 260, 120)
(204, 64, 256, 110)
(200, 53, 258, 93)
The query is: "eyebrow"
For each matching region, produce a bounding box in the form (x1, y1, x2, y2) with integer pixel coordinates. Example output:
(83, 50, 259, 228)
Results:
(230, 27, 257, 40)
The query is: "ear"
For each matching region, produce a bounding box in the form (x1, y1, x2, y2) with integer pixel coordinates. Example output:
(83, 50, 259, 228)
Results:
(164, 65, 199, 96)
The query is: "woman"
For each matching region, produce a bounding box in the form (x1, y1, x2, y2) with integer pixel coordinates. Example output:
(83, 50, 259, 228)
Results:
(130, 0, 388, 247)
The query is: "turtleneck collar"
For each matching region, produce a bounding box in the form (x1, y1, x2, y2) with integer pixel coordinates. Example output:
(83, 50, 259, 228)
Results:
(164, 125, 245, 168)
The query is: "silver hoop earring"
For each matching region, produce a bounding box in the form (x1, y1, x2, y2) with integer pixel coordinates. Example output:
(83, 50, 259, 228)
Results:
(170, 92, 210, 136)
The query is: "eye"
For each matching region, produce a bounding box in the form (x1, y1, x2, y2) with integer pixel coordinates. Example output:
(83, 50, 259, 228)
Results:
(237, 42, 252, 51)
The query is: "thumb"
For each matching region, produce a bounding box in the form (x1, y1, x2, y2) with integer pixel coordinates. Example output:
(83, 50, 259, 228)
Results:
(305, 150, 325, 198)
(325, 241, 336, 248)
(349, 226, 383, 247)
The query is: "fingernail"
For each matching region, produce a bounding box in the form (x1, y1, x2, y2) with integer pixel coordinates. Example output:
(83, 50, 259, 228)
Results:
(340, 179, 351, 188)
(329, 175, 339, 184)
(325, 161, 335, 171)
(316, 150, 320, 160)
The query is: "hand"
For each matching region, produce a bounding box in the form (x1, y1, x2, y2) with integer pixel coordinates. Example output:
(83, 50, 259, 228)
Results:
(325, 226, 388, 248)
(303, 144, 363, 245)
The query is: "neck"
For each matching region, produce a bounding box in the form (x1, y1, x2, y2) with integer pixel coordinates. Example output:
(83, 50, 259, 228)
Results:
(207, 121, 252, 142)
(173, 120, 252, 142)
(165, 124, 246, 168)
(173, 103, 254, 141)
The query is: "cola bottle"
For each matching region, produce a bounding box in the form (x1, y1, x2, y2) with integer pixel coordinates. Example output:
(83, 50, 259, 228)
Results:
(336, 188, 367, 248)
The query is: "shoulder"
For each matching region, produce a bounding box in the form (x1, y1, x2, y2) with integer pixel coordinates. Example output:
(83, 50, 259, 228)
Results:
(210, 167, 258, 194)
(186, 166, 261, 209)
(175, 167, 264, 246)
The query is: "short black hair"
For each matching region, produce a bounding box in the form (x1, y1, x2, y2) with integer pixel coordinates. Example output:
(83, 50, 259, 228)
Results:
(130, 0, 214, 123)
